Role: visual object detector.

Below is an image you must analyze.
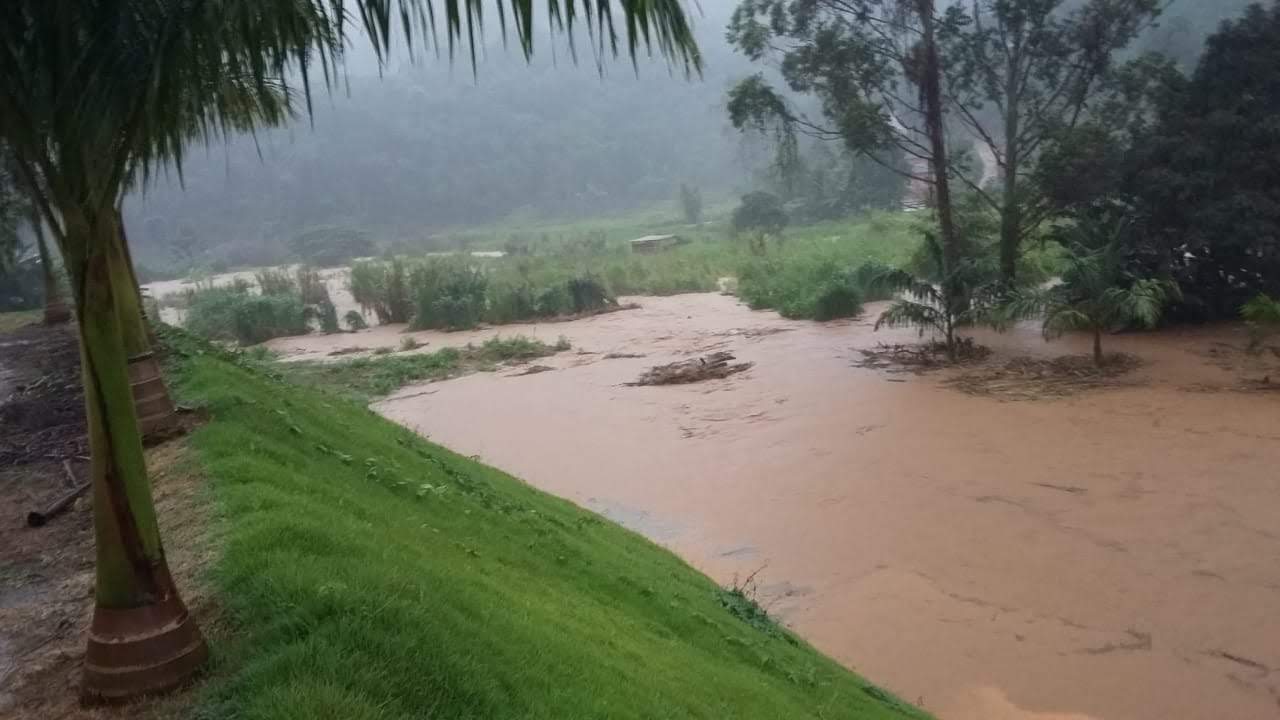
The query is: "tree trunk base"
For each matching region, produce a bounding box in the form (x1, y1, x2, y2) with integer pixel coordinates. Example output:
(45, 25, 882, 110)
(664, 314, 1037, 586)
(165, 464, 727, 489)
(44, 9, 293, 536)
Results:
(127, 353, 178, 438)
(44, 299, 72, 325)
(81, 569, 208, 704)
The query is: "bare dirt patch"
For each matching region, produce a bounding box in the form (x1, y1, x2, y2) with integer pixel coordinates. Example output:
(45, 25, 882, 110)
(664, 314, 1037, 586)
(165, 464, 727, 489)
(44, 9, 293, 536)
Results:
(0, 443, 215, 720)
(945, 353, 1143, 401)
(628, 351, 753, 386)
(0, 324, 87, 465)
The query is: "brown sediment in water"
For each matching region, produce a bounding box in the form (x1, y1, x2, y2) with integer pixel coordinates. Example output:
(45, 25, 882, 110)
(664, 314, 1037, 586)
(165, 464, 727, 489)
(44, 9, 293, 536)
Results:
(338, 293, 1276, 720)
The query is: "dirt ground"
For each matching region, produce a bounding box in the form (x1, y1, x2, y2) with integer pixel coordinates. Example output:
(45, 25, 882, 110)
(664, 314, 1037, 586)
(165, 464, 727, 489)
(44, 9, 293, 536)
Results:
(352, 294, 1280, 720)
(0, 320, 213, 720)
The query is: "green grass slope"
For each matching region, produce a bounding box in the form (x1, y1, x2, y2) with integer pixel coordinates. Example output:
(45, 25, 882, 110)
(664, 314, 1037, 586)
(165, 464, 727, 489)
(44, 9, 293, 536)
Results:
(167, 338, 927, 720)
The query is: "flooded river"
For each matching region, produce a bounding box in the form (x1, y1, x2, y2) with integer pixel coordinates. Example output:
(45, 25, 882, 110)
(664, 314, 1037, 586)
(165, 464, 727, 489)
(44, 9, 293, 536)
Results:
(270, 293, 1280, 720)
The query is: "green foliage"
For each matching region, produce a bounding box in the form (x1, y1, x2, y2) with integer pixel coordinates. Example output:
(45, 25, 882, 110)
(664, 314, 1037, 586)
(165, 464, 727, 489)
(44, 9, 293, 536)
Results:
(862, 229, 997, 358)
(679, 183, 703, 224)
(1122, 1, 1280, 319)
(738, 256, 864, 321)
(994, 215, 1179, 364)
(410, 258, 489, 331)
(286, 335, 567, 402)
(344, 310, 368, 331)
(734, 211, 926, 321)
(254, 268, 296, 296)
(185, 285, 308, 346)
(1242, 293, 1280, 352)
(163, 337, 926, 720)
(350, 258, 412, 325)
(315, 299, 340, 334)
(731, 192, 787, 244)
(296, 266, 331, 306)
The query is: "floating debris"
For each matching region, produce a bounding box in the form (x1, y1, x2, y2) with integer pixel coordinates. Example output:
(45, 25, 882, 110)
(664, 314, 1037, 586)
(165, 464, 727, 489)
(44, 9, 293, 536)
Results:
(628, 351, 752, 386)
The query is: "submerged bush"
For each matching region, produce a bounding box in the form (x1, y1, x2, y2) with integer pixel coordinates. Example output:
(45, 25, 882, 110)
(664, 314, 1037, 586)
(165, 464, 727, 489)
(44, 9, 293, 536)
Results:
(410, 258, 489, 330)
(737, 255, 865, 321)
(186, 286, 308, 345)
(350, 258, 412, 324)
(344, 310, 368, 330)
(296, 266, 331, 306)
(255, 268, 296, 296)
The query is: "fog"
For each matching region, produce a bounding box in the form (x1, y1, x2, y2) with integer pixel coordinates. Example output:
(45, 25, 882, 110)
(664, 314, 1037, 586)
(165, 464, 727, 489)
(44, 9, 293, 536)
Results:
(121, 0, 1258, 272)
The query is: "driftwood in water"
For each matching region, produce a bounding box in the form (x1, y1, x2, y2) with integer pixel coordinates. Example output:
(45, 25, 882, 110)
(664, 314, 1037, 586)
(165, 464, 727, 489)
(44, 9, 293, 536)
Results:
(628, 351, 752, 386)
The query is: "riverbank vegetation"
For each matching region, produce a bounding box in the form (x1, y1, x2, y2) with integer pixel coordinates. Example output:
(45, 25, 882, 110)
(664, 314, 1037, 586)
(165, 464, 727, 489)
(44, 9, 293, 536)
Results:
(282, 335, 570, 402)
(160, 330, 928, 720)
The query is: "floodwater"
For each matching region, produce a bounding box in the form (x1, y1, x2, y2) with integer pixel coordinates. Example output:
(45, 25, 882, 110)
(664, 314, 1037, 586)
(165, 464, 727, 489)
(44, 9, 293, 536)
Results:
(274, 293, 1280, 720)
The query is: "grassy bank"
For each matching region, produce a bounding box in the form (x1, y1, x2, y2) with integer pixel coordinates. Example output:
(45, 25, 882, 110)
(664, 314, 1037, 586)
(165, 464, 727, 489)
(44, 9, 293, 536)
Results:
(282, 335, 568, 403)
(161, 332, 928, 720)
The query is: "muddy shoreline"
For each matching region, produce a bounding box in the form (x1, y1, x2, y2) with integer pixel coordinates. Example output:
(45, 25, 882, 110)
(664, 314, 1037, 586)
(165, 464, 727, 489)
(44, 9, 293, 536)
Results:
(330, 293, 1280, 720)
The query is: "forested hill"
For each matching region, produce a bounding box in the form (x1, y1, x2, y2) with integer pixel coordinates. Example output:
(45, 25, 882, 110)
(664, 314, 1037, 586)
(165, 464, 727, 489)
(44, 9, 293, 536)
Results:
(122, 0, 758, 271)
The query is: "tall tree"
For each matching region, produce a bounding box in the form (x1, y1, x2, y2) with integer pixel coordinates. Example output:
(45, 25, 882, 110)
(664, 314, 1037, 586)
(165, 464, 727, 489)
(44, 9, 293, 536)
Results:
(726, 0, 962, 291)
(1127, 0, 1280, 319)
(940, 0, 1162, 283)
(0, 0, 697, 703)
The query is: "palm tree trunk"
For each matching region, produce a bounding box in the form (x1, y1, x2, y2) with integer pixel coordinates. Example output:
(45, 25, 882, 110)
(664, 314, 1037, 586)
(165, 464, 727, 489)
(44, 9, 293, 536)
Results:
(106, 211, 179, 438)
(1093, 327, 1104, 367)
(64, 213, 206, 704)
(30, 208, 70, 325)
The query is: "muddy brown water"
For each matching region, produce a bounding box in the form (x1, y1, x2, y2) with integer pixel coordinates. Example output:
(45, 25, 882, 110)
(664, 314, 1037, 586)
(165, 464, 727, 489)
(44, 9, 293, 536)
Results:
(271, 293, 1280, 720)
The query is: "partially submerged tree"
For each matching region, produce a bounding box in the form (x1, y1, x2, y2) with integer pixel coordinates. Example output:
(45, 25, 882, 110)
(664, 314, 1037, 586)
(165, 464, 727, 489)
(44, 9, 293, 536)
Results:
(940, 0, 1162, 284)
(860, 231, 990, 359)
(727, 0, 964, 305)
(0, 0, 698, 703)
(996, 214, 1178, 365)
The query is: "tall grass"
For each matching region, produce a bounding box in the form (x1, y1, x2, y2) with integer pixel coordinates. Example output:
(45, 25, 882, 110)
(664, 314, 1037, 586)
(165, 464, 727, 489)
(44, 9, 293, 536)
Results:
(185, 285, 308, 345)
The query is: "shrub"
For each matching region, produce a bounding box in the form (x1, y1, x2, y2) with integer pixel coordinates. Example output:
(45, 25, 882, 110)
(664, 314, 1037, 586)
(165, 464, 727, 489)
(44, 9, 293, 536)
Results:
(410, 258, 488, 331)
(567, 276, 613, 314)
(315, 299, 340, 334)
(1242, 293, 1280, 351)
(296, 266, 331, 306)
(255, 268, 296, 296)
(186, 286, 308, 345)
(344, 310, 369, 331)
(350, 259, 412, 324)
(737, 255, 864, 321)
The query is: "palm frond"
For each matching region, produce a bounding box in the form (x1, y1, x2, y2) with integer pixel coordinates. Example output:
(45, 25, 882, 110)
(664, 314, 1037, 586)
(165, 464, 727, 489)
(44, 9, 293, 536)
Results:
(1242, 293, 1280, 324)
(874, 300, 944, 337)
(1042, 307, 1093, 339)
(987, 287, 1051, 331)
(857, 262, 941, 305)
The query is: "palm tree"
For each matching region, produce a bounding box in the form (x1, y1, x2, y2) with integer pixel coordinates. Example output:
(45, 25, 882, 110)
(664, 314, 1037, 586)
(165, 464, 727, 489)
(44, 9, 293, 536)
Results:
(996, 216, 1178, 366)
(860, 231, 989, 360)
(0, 0, 698, 703)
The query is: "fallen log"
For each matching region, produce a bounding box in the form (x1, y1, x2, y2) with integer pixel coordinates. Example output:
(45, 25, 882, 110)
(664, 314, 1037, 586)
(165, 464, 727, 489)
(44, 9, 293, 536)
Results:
(27, 461, 89, 527)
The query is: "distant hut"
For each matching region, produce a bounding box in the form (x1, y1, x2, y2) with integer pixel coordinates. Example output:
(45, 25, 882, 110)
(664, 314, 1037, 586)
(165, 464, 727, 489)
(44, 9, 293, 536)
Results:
(629, 234, 689, 254)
